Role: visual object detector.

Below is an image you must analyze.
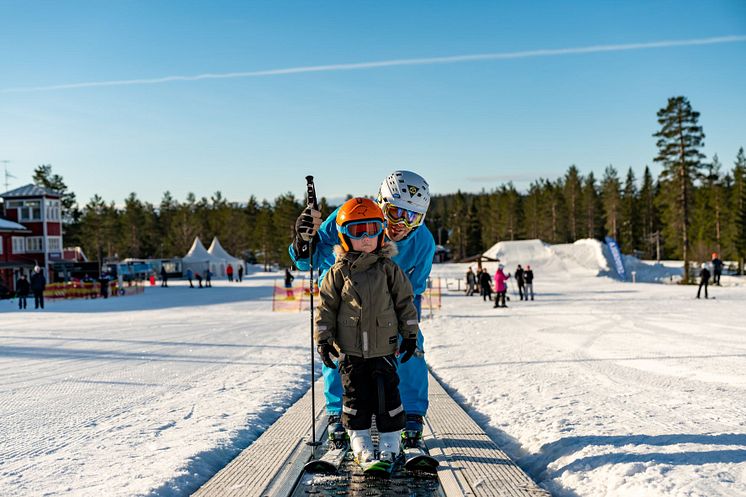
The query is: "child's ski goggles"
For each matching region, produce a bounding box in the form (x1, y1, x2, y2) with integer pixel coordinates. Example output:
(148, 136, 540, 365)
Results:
(340, 220, 385, 239)
(383, 204, 425, 228)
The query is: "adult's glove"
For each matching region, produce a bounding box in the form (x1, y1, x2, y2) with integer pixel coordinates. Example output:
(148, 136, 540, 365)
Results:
(293, 207, 322, 258)
(317, 341, 339, 369)
(398, 338, 417, 363)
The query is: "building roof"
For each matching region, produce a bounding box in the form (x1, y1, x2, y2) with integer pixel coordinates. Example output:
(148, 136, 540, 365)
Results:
(0, 183, 61, 199)
(0, 217, 29, 231)
(208, 237, 243, 262)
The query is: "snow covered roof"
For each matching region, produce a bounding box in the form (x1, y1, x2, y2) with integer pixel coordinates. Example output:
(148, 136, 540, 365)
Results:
(0, 183, 61, 198)
(207, 237, 242, 262)
(0, 217, 29, 231)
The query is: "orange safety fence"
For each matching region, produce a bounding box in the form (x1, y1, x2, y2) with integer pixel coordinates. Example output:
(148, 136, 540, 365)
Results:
(44, 281, 145, 301)
(421, 277, 442, 312)
(272, 276, 319, 312)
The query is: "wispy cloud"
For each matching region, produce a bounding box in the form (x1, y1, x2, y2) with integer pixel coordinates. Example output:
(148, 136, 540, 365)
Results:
(3, 35, 745, 93)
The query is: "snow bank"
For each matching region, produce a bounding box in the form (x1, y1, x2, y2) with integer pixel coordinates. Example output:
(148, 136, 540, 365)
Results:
(482, 238, 683, 283)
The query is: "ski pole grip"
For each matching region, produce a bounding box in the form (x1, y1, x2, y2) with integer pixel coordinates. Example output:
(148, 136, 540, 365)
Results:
(305, 175, 318, 209)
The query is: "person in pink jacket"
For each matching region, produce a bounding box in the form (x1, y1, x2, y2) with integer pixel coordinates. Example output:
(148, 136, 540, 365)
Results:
(493, 264, 511, 308)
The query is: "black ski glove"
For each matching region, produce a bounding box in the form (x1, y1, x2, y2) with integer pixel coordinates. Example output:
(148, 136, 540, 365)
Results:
(317, 341, 339, 369)
(398, 337, 417, 363)
(293, 207, 322, 258)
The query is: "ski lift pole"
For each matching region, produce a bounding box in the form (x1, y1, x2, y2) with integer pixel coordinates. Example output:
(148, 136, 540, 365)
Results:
(305, 175, 321, 447)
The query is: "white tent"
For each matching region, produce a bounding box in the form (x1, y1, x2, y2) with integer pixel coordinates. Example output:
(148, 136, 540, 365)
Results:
(207, 237, 245, 277)
(182, 237, 224, 277)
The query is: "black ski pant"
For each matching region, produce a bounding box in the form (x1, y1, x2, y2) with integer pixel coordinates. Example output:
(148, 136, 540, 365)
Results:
(697, 281, 708, 299)
(481, 287, 492, 301)
(33, 290, 44, 309)
(517, 283, 525, 300)
(18, 295, 27, 309)
(494, 291, 507, 307)
(339, 355, 406, 433)
(714, 270, 721, 285)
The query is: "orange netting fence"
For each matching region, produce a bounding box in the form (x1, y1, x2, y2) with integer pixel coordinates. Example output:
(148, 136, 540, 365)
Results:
(271, 276, 319, 312)
(44, 281, 145, 301)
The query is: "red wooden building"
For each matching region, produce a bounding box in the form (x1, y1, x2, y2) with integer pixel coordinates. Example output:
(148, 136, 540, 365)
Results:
(0, 184, 63, 291)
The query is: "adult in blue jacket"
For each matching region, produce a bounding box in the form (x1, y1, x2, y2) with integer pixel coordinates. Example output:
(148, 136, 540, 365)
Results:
(290, 170, 435, 444)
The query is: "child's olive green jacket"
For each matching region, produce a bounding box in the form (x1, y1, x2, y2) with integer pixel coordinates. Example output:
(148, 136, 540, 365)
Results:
(315, 243, 419, 358)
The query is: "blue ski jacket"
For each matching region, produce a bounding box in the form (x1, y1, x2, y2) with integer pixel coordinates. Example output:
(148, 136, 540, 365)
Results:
(289, 206, 436, 297)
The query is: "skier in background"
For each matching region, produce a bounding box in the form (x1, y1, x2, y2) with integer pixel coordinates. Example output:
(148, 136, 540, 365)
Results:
(524, 265, 535, 301)
(195, 272, 203, 288)
(479, 268, 492, 302)
(15, 273, 30, 310)
(515, 264, 525, 300)
(465, 267, 476, 296)
(205, 268, 212, 287)
(711, 252, 723, 286)
(227, 264, 234, 282)
(185, 268, 194, 288)
(697, 262, 711, 299)
(290, 170, 435, 446)
(237, 265, 244, 282)
(493, 264, 511, 308)
(315, 198, 418, 469)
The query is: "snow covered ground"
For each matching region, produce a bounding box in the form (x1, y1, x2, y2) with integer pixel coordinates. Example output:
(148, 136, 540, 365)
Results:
(1, 240, 745, 496)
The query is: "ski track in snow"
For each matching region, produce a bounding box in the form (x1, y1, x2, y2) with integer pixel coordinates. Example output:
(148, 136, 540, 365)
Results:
(2, 244, 746, 497)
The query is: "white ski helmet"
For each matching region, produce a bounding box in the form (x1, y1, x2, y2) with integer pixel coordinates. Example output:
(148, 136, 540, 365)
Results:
(377, 170, 431, 215)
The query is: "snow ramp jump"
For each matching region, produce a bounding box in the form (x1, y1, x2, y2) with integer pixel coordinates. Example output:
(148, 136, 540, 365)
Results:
(193, 373, 549, 497)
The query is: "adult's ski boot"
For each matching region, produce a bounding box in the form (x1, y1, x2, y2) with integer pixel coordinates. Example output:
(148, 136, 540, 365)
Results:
(402, 414, 423, 448)
(327, 414, 347, 448)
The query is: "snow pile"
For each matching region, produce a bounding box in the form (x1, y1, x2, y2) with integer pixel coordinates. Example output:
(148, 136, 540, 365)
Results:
(483, 238, 683, 283)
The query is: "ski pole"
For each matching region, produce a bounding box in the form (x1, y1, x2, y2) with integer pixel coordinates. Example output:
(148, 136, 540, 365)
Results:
(305, 175, 321, 447)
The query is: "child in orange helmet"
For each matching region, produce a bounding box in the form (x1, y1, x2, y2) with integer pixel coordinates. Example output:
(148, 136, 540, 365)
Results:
(314, 197, 419, 471)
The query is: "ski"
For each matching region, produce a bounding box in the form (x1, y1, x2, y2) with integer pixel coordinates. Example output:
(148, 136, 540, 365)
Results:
(361, 458, 395, 476)
(403, 440, 439, 473)
(303, 441, 349, 474)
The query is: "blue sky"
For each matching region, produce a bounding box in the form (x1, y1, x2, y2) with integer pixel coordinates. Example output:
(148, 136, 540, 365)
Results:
(1, 1, 745, 206)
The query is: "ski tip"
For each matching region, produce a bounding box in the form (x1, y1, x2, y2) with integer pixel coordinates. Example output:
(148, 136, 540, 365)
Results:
(303, 460, 338, 474)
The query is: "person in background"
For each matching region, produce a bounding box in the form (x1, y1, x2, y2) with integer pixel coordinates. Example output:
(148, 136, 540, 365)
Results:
(185, 268, 194, 288)
(697, 262, 711, 299)
(284, 267, 295, 298)
(30, 266, 47, 309)
(515, 264, 525, 301)
(711, 252, 723, 286)
(524, 265, 535, 301)
(226, 264, 234, 282)
(205, 268, 212, 287)
(160, 266, 168, 287)
(100, 270, 110, 299)
(16, 273, 30, 310)
(195, 272, 203, 288)
(238, 265, 244, 282)
(465, 267, 476, 296)
(479, 268, 493, 302)
(493, 264, 511, 308)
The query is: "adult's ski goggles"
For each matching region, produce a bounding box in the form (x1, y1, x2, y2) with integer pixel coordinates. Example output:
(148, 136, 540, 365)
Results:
(383, 204, 425, 228)
(340, 220, 385, 239)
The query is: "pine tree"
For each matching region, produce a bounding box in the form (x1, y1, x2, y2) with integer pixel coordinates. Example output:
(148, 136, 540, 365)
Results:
(564, 165, 583, 242)
(619, 167, 640, 253)
(639, 166, 659, 259)
(733, 147, 746, 273)
(601, 165, 621, 240)
(581, 172, 601, 239)
(653, 96, 706, 282)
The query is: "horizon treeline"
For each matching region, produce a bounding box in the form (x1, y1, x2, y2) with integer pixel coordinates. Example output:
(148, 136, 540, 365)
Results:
(24, 97, 746, 277)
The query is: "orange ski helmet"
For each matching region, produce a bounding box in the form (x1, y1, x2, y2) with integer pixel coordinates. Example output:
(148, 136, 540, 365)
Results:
(336, 197, 385, 251)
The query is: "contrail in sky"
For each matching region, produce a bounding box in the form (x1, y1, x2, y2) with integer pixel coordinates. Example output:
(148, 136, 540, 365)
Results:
(3, 35, 745, 93)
